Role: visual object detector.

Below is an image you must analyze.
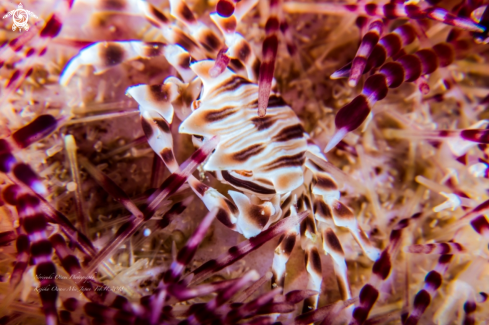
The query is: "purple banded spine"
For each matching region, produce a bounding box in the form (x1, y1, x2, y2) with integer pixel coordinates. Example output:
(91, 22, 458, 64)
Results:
(470, 215, 489, 237)
(331, 24, 417, 80)
(9, 233, 29, 288)
(283, 2, 485, 32)
(405, 242, 465, 254)
(13, 163, 47, 196)
(403, 255, 453, 325)
(11, 115, 58, 149)
(463, 300, 476, 325)
(84, 137, 218, 276)
(350, 215, 417, 325)
(349, 19, 383, 87)
(258, 0, 280, 117)
(209, 48, 231, 77)
(216, 0, 236, 17)
(0, 139, 16, 173)
(327, 41, 459, 152)
(187, 271, 259, 325)
(16, 193, 59, 325)
(164, 208, 218, 283)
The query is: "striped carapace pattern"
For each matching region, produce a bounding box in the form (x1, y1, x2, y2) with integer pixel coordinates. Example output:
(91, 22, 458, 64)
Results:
(2, 0, 489, 324)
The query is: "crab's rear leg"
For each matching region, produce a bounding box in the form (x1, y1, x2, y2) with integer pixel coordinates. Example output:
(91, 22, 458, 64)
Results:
(306, 160, 380, 261)
(295, 194, 324, 313)
(270, 198, 299, 289)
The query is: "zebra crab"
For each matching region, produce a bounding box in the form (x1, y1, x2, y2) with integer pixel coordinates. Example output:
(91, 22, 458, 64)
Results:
(60, 0, 381, 314)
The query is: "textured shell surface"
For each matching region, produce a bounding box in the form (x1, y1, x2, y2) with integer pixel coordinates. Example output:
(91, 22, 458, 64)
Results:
(180, 60, 308, 196)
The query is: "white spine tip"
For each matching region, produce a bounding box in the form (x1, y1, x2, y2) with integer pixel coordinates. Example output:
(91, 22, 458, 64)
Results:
(433, 192, 462, 212)
(324, 128, 348, 153)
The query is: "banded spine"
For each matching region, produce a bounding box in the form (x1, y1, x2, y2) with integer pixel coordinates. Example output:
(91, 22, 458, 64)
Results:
(403, 254, 453, 325)
(282, 2, 485, 33)
(258, 0, 281, 117)
(326, 40, 471, 152)
(349, 19, 383, 87)
(1, 0, 73, 108)
(350, 214, 420, 325)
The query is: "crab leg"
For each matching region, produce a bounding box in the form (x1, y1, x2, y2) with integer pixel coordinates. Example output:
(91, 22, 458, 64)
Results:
(128, 77, 283, 239)
(270, 205, 299, 289)
(211, 3, 260, 81)
(307, 160, 380, 261)
(296, 195, 323, 313)
(169, 0, 223, 56)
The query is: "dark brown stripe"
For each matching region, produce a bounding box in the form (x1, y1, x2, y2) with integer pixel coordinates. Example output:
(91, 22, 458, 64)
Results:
(236, 41, 251, 63)
(99, 0, 127, 10)
(214, 76, 252, 96)
(332, 201, 354, 219)
(221, 171, 275, 195)
(309, 247, 322, 274)
(200, 31, 221, 53)
(282, 233, 296, 254)
(324, 228, 343, 254)
(143, 42, 165, 57)
(232, 144, 265, 162)
(314, 174, 338, 191)
(140, 116, 153, 139)
(229, 58, 246, 73)
(178, 3, 196, 23)
(160, 148, 174, 165)
(216, 208, 235, 228)
(153, 117, 171, 133)
(149, 5, 169, 24)
(173, 31, 200, 54)
(205, 106, 238, 122)
(149, 85, 171, 102)
(272, 124, 304, 142)
(313, 199, 332, 220)
(223, 197, 239, 215)
(100, 43, 125, 67)
(248, 206, 270, 229)
(263, 152, 305, 171)
(251, 116, 275, 131)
